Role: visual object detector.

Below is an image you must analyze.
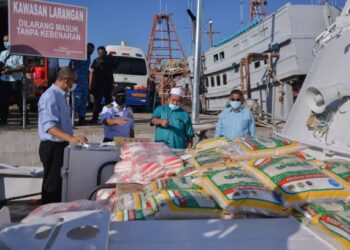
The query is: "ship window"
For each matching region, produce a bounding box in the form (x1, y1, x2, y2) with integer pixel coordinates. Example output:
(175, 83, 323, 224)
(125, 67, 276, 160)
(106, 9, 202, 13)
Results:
(223, 74, 227, 85)
(211, 76, 215, 87)
(205, 78, 209, 87)
(254, 61, 260, 69)
(216, 75, 221, 86)
(219, 51, 225, 59)
(214, 54, 218, 62)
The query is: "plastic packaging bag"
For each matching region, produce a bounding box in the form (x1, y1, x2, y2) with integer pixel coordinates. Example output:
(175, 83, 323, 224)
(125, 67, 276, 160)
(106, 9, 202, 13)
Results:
(114, 160, 134, 175)
(296, 201, 350, 249)
(96, 174, 119, 204)
(144, 176, 199, 196)
(192, 151, 238, 173)
(242, 155, 350, 207)
(114, 192, 148, 210)
(121, 142, 170, 160)
(217, 136, 307, 161)
(297, 201, 350, 222)
(176, 165, 199, 177)
(149, 189, 223, 219)
(195, 138, 228, 153)
(111, 208, 154, 222)
(315, 211, 350, 249)
(200, 168, 286, 216)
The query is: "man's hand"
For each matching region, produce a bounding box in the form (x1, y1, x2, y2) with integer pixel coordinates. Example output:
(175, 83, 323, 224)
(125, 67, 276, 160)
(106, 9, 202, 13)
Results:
(114, 118, 127, 126)
(2, 68, 12, 75)
(187, 138, 193, 149)
(160, 119, 169, 127)
(69, 135, 88, 144)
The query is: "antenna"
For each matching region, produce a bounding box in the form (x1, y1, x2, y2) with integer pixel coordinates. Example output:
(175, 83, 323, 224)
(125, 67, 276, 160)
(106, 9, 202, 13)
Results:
(204, 19, 220, 48)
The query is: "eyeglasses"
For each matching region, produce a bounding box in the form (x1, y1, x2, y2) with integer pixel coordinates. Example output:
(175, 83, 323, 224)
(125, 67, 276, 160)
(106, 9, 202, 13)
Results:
(230, 98, 242, 101)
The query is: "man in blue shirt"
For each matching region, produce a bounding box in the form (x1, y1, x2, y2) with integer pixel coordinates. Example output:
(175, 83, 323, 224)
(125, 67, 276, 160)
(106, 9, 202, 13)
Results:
(69, 43, 95, 126)
(151, 87, 194, 149)
(100, 86, 135, 142)
(215, 89, 256, 139)
(38, 67, 87, 204)
(0, 34, 27, 125)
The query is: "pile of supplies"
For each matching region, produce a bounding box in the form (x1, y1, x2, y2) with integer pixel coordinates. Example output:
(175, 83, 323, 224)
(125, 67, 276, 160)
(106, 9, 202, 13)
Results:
(22, 138, 350, 249)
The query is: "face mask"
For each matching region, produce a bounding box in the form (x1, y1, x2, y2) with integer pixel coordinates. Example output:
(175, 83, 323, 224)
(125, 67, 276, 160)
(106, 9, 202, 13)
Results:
(229, 101, 241, 110)
(69, 83, 77, 92)
(169, 103, 180, 111)
(115, 95, 126, 105)
(3, 42, 9, 49)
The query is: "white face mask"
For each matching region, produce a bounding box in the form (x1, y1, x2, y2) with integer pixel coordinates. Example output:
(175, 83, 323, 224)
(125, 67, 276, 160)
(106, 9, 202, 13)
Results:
(229, 101, 241, 110)
(70, 83, 77, 92)
(169, 103, 180, 110)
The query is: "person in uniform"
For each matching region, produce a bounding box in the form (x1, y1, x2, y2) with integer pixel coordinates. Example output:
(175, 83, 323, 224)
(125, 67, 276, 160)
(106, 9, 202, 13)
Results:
(69, 43, 95, 126)
(38, 67, 88, 204)
(151, 87, 194, 149)
(100, 86, 134, 142)
(0, 34, 27, 125)
(215, 89, 256, 139)
(89, 46, 114, 124)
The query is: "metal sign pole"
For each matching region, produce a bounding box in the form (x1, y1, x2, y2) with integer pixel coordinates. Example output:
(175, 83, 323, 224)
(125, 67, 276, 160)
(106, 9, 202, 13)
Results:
(192, 0, 203, 124)
(22, 75, 26, 129)
(71, 91, 75, 128)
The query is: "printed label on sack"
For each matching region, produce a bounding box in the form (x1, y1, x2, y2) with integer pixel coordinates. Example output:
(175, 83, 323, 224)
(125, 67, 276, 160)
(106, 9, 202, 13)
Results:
(325, 162, 350, 182)
(207, 169, 282, 204)
(320, 212, 350, 242)
(253, 156, 344, 194)
(156, 177, 196, 190)
(300, 202, 350, 219)
(240, 137, 291, 151)
(176, 166, 199, 177)
(166, 190, 219, 209)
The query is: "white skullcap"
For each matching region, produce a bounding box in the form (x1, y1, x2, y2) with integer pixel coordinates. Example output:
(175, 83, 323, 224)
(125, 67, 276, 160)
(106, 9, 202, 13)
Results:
(170, 87, 184, 97)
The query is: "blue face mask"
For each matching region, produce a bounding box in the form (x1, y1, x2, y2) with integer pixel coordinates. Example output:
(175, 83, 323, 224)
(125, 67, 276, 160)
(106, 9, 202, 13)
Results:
(3, 42, 9, 49)
(229, 101, 241, 110)
(169, 103, 180, 111)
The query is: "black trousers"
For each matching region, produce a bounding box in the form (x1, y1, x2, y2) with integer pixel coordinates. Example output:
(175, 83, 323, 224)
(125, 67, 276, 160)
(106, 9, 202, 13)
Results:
(39, 140, 68, 204)
(92, 86, 112, 121)
(0, 83, 11, 123)
(0, 80, 27, 124)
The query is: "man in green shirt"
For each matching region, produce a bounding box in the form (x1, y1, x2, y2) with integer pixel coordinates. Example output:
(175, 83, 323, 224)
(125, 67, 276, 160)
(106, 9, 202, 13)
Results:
(151, 88, 194, 149)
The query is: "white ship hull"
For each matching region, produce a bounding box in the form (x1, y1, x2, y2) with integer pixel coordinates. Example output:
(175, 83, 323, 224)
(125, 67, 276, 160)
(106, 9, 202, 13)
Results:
(198, 4, 340, 120)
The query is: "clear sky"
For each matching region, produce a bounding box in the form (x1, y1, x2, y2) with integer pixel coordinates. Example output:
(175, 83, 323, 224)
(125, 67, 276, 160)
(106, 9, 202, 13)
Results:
(52, 0, 346, 63)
